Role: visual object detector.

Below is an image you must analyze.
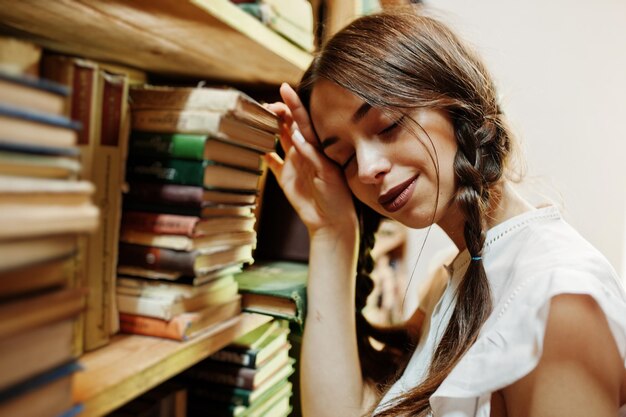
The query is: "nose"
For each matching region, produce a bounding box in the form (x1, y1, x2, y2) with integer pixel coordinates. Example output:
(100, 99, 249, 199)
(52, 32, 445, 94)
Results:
(356, 141, 391, 184)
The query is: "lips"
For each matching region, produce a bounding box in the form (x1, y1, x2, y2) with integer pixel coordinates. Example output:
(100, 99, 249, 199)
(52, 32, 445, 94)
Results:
(378, 175, 419, 213)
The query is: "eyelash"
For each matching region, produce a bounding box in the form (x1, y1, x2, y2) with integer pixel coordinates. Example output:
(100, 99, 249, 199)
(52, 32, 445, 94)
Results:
(340, 116, 405, 170)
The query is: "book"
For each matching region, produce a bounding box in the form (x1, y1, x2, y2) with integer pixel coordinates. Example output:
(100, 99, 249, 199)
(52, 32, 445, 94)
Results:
(125, 181, 257, 208)
(188, 346, 291, 390)
(0, 319, 73, 390)
(188, 380, 292, 417)
(129, 85, 279, 134)
(0, 288, 85, 339)
(0, 70, 69, 115)
(119, 296, 241, 341)
(121, 211, 256, 237)
(124, 200, 255, 218)
(119, 242, 252, 276)
(131, 109, 276, 153)
(0, 176, 98, 240)
(117, 274, 236, 299)
(129, 132, 263, 171)
(0, 140, 79, 157)
(127, 156, 261, 192)
(0, 361, 79, 417)
(116, 278, 239, 320)
(210, 325, 289, 369)
(230, 320, 283, 350)
(186, 363, 294, 408)
(120, 229, 256, 252)
(0, 235, 76, 273)
(235, 261, 307, 328)
(0, 255, 70, 299)
(0, 36, 41, 76)
(0, 150, 81, 179)
(0, 103, 80, 148)
(117, 263, 243, 285)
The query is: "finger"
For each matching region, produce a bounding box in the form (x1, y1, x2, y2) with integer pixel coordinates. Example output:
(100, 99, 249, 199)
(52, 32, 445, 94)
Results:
(263, 152, 284, 179)
(289, 128, 334, 174)
(280, 83, 318, 147)
(266, 102, 293, 126)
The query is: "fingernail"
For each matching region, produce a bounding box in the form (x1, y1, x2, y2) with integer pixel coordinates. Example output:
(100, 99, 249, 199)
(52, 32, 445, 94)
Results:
(292, 129, 306, 144)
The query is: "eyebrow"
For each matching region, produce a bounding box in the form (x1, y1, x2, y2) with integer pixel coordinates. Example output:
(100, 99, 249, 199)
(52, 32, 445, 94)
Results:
(321, 103, 372, 149)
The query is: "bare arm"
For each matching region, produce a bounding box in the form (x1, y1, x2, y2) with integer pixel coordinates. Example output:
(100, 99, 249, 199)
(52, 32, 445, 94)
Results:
(502, 294, 623, 416)
(265, 84, 375, 416)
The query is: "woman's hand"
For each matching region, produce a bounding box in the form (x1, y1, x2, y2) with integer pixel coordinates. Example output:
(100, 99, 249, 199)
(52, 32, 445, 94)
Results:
(263, 83, 357, 236)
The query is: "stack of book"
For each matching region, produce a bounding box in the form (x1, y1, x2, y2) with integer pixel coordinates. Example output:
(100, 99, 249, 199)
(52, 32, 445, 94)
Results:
(184, 319, 295, 417)
(116, 85, 278, 341)
(0, 45, 99, 417)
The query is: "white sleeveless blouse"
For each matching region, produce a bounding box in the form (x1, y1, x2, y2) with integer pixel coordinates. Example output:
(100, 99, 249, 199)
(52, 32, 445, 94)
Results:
(376, 206, 626, 416)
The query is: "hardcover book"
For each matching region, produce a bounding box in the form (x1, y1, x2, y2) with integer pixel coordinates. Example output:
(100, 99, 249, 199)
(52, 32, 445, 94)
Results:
(129, 85, 279, 134)
(123, 200, 255, 218)
(0, 103, 80, 148)
(235, 261, 308, 329)
(121, 211, 256, 237)
(119, 229, 256, 252)
(131, 109, 276, 153)
(129, 132, 262, 171)
(0, 70, 69, 115)
(127, 156, 261, 192)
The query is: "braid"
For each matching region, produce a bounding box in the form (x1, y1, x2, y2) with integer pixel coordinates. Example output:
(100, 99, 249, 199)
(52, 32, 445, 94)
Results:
(354, 201, 413, 388)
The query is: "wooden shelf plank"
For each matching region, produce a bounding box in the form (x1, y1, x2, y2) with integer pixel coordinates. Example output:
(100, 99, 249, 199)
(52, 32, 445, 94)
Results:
(0, 0, 311, 85)
(73, 312, 272, 417)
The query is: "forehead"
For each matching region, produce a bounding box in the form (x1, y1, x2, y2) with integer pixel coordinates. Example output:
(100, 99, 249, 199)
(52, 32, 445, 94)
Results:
(309, 79, 365, 132)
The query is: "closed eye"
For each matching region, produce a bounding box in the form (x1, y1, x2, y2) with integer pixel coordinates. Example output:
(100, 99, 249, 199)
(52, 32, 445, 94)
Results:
(379, 115, 405, 137)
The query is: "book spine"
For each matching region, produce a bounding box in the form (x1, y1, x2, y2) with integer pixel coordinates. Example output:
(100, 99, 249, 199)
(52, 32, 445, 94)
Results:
(118, 243, 196, 276)
(187, 386, 250, 407)
(209, 349, 256, 368)
(126, 182, 204, 207)
(129, 132, 207, 160)
(123, 200, 204, 217)
(185, 367, 255, 390)
(122, 211, 197, 236)
(119, 313, 189, 341)
(126, 157, 205, 187)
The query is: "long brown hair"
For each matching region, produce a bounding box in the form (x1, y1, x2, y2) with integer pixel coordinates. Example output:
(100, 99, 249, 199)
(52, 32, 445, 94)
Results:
(298, 7, 513, 416)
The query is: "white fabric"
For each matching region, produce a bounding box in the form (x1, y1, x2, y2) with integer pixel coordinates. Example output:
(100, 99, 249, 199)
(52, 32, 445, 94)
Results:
(376, 206, 626, 416)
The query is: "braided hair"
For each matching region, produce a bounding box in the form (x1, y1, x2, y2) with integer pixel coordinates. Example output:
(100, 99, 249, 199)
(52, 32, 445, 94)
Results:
(299, 7, 514, 416)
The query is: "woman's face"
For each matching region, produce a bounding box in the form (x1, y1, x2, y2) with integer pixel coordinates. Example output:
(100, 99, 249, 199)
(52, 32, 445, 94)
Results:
(309, 79, 460, 229)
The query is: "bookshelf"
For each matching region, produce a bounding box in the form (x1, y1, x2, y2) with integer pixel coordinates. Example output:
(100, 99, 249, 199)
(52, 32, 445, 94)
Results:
(74, 312, 272, 417)
(0, 0, 312, 85)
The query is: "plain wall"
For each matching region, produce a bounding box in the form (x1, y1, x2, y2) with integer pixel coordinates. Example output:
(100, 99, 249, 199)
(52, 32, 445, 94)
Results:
(403, 0, 626, 316)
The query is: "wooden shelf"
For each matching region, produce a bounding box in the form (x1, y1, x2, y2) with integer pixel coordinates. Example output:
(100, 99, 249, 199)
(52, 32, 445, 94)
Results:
(73, 312, 272, 417)
(0, 0, 312, 85)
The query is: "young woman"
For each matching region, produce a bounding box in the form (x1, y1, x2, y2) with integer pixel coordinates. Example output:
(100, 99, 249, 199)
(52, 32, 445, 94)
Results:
(264, 7, 626, 417)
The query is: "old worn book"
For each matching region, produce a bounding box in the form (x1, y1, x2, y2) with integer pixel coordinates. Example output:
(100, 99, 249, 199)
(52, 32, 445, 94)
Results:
(0, 150, 80, 179)
(127, 156, 261, 192)
(0, 255, 70, 298)
(0, 103, 80, 148)
(119, 296, 241, 341)
(124, 200, 255, 218)
(0, 176, 98, 239)
(116, 277, 239, 320)
(125, 181, 257, 210)
(188, 348, 291, 390)
(0, 71, 69, 115)
(118, 243, 254, 277)
(0, 319, 73, 390)
(129, 132, 262, 171)
(117, 274, 236, 299)
(210, 324, 290, 369)
(0, 288, 85, 339)
(132, 109, 276, 153)
(117, 263, 242, 285)
(121, 211, 256, 237)
(0, 235, 76, 273)
(120, 229, 256, 252)
(129, 85, 279, 134)
(0, 361, 80, 417)
(235, 262, 307, 329)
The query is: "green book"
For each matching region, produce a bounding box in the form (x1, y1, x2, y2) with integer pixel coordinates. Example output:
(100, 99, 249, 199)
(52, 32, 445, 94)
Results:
(234, 261, 307, 331)
(126, 156, 261, 192)
(129, 132, 262, 171)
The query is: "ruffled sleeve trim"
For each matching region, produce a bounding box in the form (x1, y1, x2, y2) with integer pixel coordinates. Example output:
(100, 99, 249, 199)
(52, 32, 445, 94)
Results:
(430, 269, 626, 416)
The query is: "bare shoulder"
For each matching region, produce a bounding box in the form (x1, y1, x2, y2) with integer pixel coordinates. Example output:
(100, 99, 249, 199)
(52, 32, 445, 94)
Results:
(500, 294, 625, 416)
